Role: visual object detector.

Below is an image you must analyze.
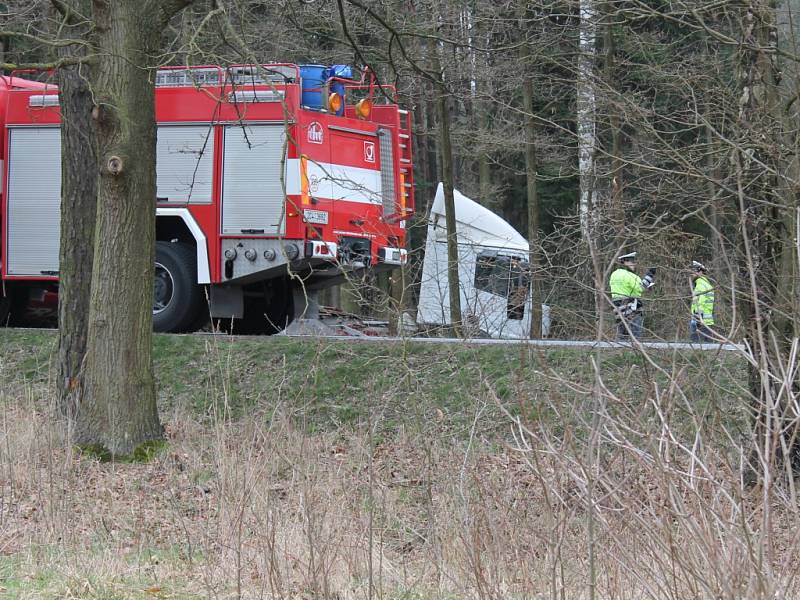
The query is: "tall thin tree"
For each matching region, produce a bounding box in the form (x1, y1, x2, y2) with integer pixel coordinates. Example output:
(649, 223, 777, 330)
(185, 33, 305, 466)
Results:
(519, 8, 542, 339)
(577, 0, 597, 243)
(430, 37, 462, 336)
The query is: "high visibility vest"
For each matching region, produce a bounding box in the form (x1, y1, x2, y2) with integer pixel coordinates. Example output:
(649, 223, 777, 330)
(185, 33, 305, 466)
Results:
(610, 267, 643, 300)
(691, 276, 715, 325)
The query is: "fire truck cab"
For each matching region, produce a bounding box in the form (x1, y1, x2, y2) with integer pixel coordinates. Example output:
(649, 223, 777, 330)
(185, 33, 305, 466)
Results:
(0, 64, 414, 332)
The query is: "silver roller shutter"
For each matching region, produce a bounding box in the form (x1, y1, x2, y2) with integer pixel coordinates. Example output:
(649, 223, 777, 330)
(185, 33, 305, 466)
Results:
(157, 125, 214, 203)
(378, 128, 395, 217)
(6, 127, 61, 276)
(221, 124, 286, 234)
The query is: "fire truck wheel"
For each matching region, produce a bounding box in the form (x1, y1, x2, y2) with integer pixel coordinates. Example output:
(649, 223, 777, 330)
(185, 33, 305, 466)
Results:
(262, 276, 294, 333)
(153, 241, 203, 332)
(0, 295, 9, 326)
(217, 278, 294, 335)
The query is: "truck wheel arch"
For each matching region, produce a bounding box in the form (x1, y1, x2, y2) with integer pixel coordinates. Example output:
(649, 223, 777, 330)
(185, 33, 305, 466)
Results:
(156, 208, 210, 284)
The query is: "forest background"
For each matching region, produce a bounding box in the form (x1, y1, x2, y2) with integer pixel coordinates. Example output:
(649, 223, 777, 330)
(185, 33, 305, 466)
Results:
(2, 0, 772, 341)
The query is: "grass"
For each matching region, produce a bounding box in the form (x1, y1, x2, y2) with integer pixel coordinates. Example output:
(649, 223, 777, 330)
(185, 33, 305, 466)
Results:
(0, 544, 206, 598)
(3, 328, 787, 599)
(0, 330, 749, 435)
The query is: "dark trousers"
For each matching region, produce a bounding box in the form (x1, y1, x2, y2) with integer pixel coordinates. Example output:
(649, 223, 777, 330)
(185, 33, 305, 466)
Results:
(690, 319, 714, 342)
(617, 313, 643, 340)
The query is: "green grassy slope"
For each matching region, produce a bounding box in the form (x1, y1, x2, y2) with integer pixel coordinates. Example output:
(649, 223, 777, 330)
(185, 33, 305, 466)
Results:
(0, 329, 748, 439)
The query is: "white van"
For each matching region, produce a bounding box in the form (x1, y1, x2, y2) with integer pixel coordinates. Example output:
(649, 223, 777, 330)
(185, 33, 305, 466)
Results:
(417, 184, 549, 338)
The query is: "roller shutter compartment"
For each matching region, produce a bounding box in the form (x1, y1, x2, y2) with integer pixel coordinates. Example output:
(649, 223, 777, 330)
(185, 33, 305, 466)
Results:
(6, 127, 61, 276)
(221, 124, 286, 235)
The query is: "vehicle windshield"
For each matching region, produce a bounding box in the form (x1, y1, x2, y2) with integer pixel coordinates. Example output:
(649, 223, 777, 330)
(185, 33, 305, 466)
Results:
(474, 253, 530, 299)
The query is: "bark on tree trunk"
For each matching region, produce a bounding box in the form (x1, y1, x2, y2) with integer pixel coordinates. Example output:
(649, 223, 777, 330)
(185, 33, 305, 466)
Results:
(604, 12, 624, 237)
(425, 76, 440, 214)
(74, 0, 193, 456)
(579, 0, 604, 339)
(435, 80, 462, 336)
(735, 0, 800, 479)
(389, 263, 406, 335)
(705, 101, 723, 278)
(577, 0, 597, 242)
(520, 27, 542, 339)
(413, 88, 431, 211)
(430, 42, 462, 336)
(776, 0, 800, 341)
(0, 36, 7, 73)
(475, 14, 492, 205)
(478, 153, 491, 203)
(56, 3, 97, 417)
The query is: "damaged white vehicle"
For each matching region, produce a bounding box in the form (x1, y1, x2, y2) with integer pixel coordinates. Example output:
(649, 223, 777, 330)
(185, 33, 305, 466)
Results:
(417, 184, 549, 338)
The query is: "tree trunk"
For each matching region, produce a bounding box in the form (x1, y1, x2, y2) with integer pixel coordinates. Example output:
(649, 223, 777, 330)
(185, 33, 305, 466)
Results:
(577, 0, 597, 242)
(604, 11, 624, 237)
(425, 74, 440, 214)
(478, 152, 491, 203)
(426, 35, 462, 335)
(475, 10, 493, 205)
(0, 0, 8, 74)
(735, 0, 800, 479)
(777, 0, 800, 339)
(413, 86, 432, 212)
(74, 0, 192, 456)
(433, 71, 462, 335)
(0, 35, 7, 74)
(705, 101, 724, 278)
(389, 263, 406, 335)
(519, 17, 542, 339)
(56, 2, 97, 417)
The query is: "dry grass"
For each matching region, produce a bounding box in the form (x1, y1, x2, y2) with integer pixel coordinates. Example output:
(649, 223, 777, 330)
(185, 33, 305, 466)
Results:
(1, 334, 797, 599)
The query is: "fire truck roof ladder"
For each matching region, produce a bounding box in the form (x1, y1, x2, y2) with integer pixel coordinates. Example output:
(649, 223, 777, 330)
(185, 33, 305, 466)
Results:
(154, 64, 298, 88)
(397, 109, 415, 216)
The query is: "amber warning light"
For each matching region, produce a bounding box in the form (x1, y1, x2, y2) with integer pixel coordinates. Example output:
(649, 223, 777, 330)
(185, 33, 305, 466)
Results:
(328, 92, 342, 114)
(355, 98, 372, 119)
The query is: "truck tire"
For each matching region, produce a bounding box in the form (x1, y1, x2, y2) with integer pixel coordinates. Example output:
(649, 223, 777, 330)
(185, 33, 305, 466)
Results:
(153, 241, 204, 332)
(0, 295, 9, 326)
(252, 277, 294, 334)
(263, 276, 294, 333)
(213, 278, 293, 335)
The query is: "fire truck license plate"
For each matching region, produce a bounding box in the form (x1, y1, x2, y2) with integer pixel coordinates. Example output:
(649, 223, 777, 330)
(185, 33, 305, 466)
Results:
(304, 209, 328, 224)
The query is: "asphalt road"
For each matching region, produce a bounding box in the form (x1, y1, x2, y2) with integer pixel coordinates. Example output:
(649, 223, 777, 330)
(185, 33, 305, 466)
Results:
(5, 325, 742, 352)
(275, 333, 743, 352)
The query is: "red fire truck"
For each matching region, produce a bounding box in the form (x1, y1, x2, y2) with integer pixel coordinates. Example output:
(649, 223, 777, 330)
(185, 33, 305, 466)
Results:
(0, 64, 414, 332)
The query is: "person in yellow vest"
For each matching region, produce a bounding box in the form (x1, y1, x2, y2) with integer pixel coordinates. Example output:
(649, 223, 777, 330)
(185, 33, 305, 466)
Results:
(609, 251, 655, 340)
(690, 260, 715, 342)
